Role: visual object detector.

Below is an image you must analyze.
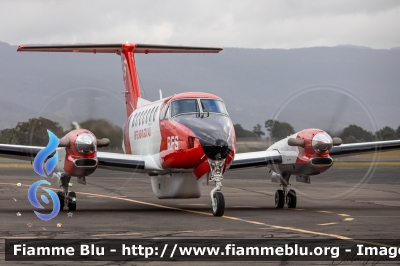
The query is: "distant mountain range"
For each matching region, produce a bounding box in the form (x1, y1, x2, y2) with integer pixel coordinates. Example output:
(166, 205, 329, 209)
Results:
(0, 41, 399, 135)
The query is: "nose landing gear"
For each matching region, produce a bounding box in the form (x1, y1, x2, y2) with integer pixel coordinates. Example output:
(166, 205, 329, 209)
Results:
(274, 173, 297, 209)
(57, 174, 77, 211)
(208, 159, 225, 216)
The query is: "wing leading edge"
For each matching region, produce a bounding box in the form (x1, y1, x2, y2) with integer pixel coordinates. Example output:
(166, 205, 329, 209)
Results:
(228, 139, 400, 170)
(229, 150, 282, 170)
(330, 140, 400, 157)
(0, 144, 149, 173)
(0, 144, 41, 161)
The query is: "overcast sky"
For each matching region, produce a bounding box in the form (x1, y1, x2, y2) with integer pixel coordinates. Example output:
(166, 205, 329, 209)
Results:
(1, 0, 399, 49)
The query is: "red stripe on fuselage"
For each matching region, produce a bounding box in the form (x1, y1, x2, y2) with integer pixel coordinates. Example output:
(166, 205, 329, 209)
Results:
(159, 119, 205, 170)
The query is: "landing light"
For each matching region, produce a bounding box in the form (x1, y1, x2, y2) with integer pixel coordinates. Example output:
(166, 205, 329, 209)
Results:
(312, 132, 332, 153)
(76, 133, 96, 153)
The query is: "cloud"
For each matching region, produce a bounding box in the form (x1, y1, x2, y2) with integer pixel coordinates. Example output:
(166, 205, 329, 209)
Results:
(1, 0, 399, 48)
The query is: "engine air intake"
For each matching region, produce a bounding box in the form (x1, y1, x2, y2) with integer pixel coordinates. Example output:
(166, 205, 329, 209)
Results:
(310, 157, 333, 167)
(74, 159, 98, 168)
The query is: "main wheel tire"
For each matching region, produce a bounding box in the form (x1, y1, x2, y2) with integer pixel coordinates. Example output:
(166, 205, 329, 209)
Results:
(287, 189, 297, 208)
(275, 190, 284, 208)
(57, 191, 64, 211)
(212, 192, 225, 217)
(67, 191, 76, 211)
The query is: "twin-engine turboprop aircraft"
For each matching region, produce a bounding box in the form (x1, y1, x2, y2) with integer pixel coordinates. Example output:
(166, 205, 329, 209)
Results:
(1, 43, 400, 216)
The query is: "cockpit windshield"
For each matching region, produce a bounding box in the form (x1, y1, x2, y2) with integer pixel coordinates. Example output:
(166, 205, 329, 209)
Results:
(171, 99, 199, 117)
(200, 99, 228, 115)
(169, 98, 229, 118)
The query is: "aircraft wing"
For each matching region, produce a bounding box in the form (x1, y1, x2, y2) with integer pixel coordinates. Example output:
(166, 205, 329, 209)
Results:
(0, 144, 153, 173)
(228, 150, 282, 170)
(329, 140, 400, 158)
(227, 139, 400, 170)
(0, 144, 41, 161)
(96, 152, 157, 172)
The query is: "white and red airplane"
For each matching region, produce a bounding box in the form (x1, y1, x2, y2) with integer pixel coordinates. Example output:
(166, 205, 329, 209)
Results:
(1, 43, 400, 216)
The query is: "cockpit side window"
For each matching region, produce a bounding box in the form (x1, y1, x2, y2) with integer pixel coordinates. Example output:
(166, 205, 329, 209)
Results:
(171, 99, 199, 117)
(160, 104, 170, 120)
(200, 99, 228, 115)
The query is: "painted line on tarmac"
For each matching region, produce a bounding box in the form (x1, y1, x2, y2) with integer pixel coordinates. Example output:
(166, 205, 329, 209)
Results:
(92, 233, 141, 237)
(0, 182, 355, 241)
(2, 182, 393, 247)
(318, 222, 338, 226)
(75, 191, 354, 240)
(318, 211, 333, 214)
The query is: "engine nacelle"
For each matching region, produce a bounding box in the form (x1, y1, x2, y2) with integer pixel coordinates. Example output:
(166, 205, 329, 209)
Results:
(269, 128, 342, 176)
(54, 129, 109, 177)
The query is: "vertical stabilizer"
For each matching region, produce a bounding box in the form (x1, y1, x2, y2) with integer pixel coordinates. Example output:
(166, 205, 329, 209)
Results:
(121, 44, 141, 117)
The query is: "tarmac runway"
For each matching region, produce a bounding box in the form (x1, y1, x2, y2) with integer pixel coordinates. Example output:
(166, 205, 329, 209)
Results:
(1, 165, 400, 265)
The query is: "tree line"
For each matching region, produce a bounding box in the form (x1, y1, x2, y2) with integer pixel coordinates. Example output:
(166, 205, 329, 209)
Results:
(235, 120, 400, 143)
(1, 117, 399, 148)
(0, 117, 123, 152)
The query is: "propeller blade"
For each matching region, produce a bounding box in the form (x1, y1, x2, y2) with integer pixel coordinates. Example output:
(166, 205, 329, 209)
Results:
(72, 121, 81, 130)
(332, 137, 342, 146)
(287, 138, 305, 147)
(58, 139, 70, 148)
(97, 138, 110, 148)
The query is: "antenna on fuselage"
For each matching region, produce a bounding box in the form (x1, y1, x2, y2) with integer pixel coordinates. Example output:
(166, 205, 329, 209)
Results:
(159, 89, 163, 100)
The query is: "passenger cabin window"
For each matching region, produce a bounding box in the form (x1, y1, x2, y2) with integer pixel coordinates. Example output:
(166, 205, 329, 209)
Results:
(132, 113, 137, 127)
(153, 106, 159, 122)
(144, 109, 150, 124)
(149, 107, 155, 123)
(171, 99, 199, 117)
(200, 99, 228, 115)
(135, 112, 139, 126)
(144, 109, 148, 124)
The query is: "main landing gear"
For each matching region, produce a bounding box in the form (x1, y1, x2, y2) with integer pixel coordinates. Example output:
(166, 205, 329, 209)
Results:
(208, 159, 225, 216)
(57, 174, 77, 211)
(274, 173, 297, 209)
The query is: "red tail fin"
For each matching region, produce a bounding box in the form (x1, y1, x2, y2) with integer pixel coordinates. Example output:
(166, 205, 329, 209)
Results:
(121, 44, 140, 117)
(18, 43, 223, 118)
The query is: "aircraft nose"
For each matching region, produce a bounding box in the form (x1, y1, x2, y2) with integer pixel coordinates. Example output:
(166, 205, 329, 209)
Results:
(201, 138, 230, 160)
(173, 114, 233, 160)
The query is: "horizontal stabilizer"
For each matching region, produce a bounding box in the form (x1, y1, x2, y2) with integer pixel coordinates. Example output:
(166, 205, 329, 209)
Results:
(17, 43, 223, 54)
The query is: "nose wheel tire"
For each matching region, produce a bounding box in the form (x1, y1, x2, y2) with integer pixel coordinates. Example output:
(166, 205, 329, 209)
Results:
(67, 191, 77, 211)
(211, 192, 225, 217)
(57, 192, 64, 211)
(275, 190, 284, 208)
(287, 189, 297, 208)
